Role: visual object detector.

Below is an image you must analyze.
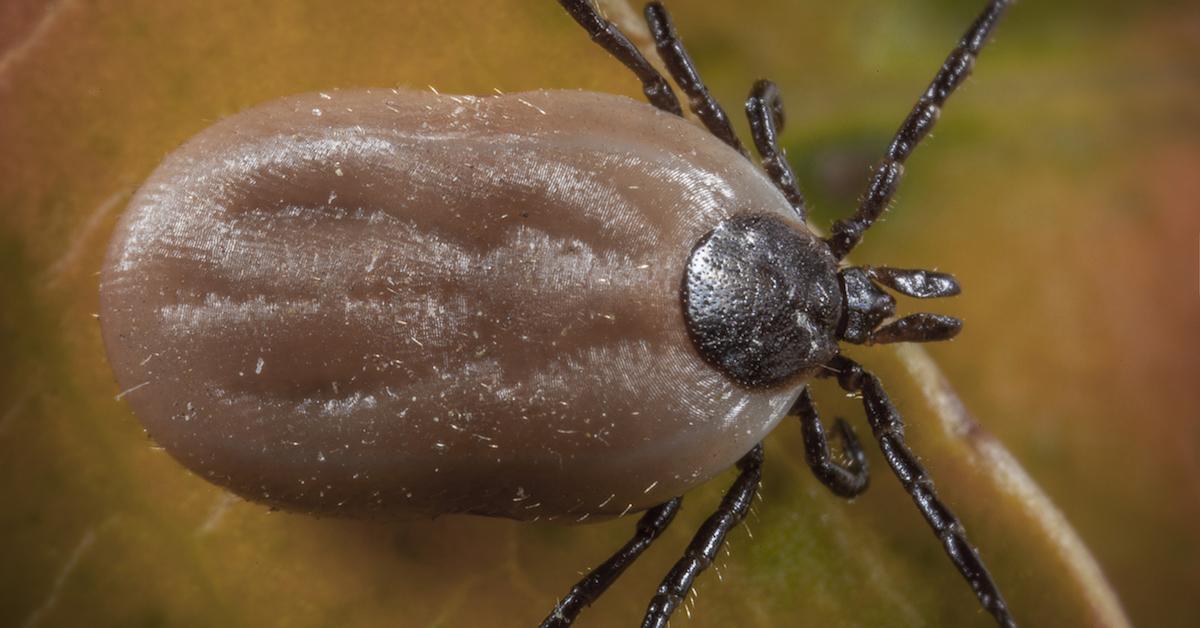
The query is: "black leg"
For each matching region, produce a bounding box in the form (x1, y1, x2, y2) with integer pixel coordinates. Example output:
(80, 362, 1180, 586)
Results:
(792, 388, 869, 498)
(827, 0, 1011, 259)
(746, 79, 808, 220)
(641, 444, 763, 628)
(557, 0, 683, 115)
(540, 498, 682, 628)
(643, 2, 746, 155)
(826, 355, 1015, 628)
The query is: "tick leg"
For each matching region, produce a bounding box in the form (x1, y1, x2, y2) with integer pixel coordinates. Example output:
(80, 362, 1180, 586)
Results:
(826, 355, 1016, 628)
(826, 0, 1011, 259)
(540, 498, 681, 628)
(557, 0, 682, 115)
(641, 444, 763, 628)
(745, 79, 808, 220)
(643, 2, 746, 155)
(792, 387, 869, 498)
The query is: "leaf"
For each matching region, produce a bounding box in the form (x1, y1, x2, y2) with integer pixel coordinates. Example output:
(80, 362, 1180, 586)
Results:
(6, 0, 1188, 627)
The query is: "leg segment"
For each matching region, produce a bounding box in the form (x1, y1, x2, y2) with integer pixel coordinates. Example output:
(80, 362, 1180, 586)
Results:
(540, 498, 682, 628)
(557, 0, 683, 115)
(793, 388, 870, 498)
(825, 355, 1015, 627)
(643, 2, 746, 155)
(827, 0, 1011, 259)
(746, 79, 808, 220)
(641, 444, 764, 628)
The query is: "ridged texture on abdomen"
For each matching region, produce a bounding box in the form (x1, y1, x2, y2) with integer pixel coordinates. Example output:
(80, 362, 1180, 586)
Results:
(100, 89, 803, 520)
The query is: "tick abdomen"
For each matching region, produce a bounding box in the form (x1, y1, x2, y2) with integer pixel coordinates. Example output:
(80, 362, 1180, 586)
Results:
(100, 89, 801, 520)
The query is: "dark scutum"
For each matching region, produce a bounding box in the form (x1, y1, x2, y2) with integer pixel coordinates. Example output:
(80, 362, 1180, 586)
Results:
(682, 214, 841, 388)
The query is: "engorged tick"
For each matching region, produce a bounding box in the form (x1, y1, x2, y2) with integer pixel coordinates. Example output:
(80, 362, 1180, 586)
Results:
(98, 1, 1015, 626)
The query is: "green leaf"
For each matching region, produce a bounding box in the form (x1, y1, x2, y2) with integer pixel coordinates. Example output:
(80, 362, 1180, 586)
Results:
(7, 1, 1192, 626)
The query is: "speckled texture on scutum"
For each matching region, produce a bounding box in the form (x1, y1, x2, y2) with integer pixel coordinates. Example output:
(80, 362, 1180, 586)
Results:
(99, 88, 805, 521)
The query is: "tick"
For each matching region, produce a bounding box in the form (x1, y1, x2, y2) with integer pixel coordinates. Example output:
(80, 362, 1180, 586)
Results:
(98, 1, 1014, 626)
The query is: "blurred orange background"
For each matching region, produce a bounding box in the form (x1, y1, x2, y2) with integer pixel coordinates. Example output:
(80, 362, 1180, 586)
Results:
(1, 0, 1196, 626)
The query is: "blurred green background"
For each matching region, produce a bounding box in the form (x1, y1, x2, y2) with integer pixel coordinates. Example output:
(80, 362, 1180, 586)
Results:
(1, 0, 1196, 626)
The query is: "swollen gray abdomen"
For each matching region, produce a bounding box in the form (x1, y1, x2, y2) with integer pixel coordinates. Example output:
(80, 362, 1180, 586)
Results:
(99, 88, 803, 520)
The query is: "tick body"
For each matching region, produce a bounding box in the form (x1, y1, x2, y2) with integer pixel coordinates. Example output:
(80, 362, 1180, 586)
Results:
(100, 1, 1017, 626)
(100, 88, 805, 520)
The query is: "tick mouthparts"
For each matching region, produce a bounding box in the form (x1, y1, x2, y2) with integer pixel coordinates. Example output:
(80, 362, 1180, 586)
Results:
(868, 312, 963, 345)
(838, 266, 963, 345)
(837, 266, 895, 344)
(864, 266, 961, 299)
